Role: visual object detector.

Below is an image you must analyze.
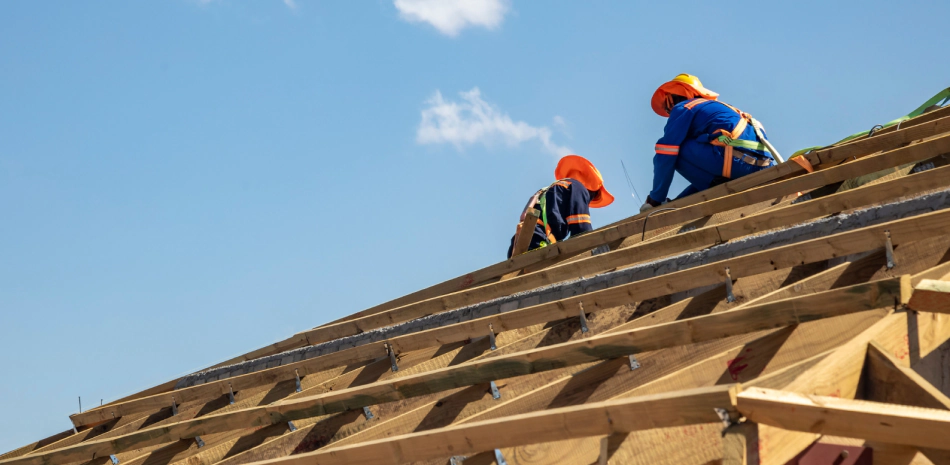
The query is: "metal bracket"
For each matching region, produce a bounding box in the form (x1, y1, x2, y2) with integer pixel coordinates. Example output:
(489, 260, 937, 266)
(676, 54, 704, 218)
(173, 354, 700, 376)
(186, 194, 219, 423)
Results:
(488, 324, 497, 351)
(449, 457, 465, 465)
(171, 397, 178, 416)
(362, 406, 375, 420)
(294, 369, 302, 393)
(194, 436, 205, 448)
(109, 455, 119, 465)
(386, 343, 399, 372)
(228, 383, 235, 405)
(489, 381, 501, 400)
(724, 267, 736, 303)
(287, 421, 297, 432)
(885, 230, 896, 269)
(494, 449, 508, 465)
(578, 302, 589, 334)
(628, 355, 641, 370)
(713, 408, 734, 434)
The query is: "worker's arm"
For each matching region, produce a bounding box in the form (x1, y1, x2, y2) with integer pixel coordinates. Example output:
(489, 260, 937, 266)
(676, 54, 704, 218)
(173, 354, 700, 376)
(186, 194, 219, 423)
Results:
(556, 181, 593, 238)
(648, 102, 696, 204)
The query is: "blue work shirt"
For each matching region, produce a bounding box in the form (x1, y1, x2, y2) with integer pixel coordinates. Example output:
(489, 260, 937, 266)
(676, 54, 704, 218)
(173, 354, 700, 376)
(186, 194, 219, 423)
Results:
(507, 178, 593, 258)
(649, 99, 774, 202)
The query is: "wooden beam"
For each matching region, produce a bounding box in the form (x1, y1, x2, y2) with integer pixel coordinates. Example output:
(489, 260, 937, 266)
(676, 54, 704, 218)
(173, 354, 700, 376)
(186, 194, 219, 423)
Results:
(738, 387, 950, 451)
(723, 422, 760, 465)
(508, 208, 541, 259)
(865, 341, 950, 465)
(247, 385, 739, 465)
(907, 279, 950, 313)
(73, 203, 950, 429)
(749, 288, 950, 465)
(865, 340, 950, 408)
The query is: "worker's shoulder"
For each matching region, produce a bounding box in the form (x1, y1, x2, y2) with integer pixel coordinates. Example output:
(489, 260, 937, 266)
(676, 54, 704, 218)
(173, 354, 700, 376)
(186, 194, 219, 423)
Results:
(677, 98, 719, 112)
(554, 178, 589, 195)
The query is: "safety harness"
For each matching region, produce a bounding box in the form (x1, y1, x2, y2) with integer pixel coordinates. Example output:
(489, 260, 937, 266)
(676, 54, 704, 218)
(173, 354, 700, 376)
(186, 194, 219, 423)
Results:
(685, 98, 775, 179)
(514, 179, 571, 249)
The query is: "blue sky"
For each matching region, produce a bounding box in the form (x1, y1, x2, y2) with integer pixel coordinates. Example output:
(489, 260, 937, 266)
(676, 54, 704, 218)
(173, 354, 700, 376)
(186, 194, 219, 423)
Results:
(1, 0, 948, 451)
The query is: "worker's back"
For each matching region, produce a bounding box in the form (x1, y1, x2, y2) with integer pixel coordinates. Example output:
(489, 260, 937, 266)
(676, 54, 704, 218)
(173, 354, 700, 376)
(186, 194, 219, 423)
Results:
(506, 178, 593, 258)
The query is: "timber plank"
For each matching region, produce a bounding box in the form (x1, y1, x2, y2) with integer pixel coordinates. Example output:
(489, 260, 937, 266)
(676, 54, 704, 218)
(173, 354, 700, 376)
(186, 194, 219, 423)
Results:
(248, 385, 739, 465)
(908, 279, 950, 314)
(738, 387, 950, 451)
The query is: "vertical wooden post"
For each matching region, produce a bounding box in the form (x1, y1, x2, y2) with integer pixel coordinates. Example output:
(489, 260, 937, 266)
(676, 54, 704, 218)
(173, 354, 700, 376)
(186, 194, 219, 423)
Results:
(723, 422, 759, 465)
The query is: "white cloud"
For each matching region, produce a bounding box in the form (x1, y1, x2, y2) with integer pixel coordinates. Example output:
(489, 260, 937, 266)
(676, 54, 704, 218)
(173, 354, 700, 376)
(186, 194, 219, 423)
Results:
(417, 87, 571, 156)
(394, 0, 510, 37)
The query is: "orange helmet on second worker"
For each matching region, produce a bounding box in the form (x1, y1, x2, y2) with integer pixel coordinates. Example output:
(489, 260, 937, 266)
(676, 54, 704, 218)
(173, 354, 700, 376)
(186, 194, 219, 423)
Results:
(651, 74, 720, 117)
(555, 155, 614, 208)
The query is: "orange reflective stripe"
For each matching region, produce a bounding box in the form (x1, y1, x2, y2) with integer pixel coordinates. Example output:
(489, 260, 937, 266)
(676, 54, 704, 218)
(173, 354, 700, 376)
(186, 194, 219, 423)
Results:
(684, 98, 709, 110)
(555, 180, 572, 188)
(655, 144, 679, 155)
(566, 214, 591, 225)
(722, 146, 733, 179)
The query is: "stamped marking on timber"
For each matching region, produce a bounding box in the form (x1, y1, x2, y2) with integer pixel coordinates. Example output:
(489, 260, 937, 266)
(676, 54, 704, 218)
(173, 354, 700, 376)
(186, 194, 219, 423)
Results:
(727, 348, 752, 381)
(458, 274, 475, 290)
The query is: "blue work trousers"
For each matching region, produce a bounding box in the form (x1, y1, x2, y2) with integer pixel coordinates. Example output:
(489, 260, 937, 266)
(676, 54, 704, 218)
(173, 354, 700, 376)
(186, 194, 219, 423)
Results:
(672, 140, 773, 199)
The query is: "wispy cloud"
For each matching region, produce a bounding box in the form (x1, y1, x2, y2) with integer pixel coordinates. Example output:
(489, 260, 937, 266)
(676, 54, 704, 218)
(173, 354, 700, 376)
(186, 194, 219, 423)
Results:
(394, 0, 510, 37)
(283, 0, 297, 10)
(417, 87, 571, 156)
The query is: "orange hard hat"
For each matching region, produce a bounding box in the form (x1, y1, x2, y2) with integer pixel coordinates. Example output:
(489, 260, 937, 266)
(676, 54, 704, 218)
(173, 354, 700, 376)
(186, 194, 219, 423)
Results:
(555, 155, 614, 208)
(650, 73, 720, 117)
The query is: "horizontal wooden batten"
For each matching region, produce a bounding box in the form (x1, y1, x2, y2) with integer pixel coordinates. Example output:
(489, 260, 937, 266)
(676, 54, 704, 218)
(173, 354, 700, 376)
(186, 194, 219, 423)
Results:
(250, 385, 739, 465)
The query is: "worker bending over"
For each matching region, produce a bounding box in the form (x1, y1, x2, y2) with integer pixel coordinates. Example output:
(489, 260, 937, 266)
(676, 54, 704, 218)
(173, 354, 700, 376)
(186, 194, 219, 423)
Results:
(641, 74, 777, 212)
(508, 155, 614, 258)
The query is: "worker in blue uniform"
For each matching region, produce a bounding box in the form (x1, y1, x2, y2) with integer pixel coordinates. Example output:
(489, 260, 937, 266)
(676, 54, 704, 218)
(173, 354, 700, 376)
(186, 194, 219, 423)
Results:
(641, 74, 777, 212)
(508, 155, 614, 258)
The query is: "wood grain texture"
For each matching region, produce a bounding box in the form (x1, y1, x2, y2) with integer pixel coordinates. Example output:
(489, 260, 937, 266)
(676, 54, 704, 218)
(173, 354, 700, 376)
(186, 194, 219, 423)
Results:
(738, 387, 950, 451)
(251, 385, 739, 465)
